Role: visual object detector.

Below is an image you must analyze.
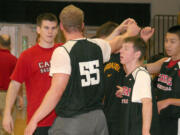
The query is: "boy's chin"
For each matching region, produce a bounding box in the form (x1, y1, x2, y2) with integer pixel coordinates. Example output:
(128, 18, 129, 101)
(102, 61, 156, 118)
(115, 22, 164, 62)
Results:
(120, 60, 125, 64)
(166, 53, 172, 57)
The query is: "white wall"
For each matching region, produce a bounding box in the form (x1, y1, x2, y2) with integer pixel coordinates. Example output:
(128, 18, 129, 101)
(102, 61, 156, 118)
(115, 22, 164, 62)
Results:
(151, 0, 180, 17)
(0, 23, 37, 57)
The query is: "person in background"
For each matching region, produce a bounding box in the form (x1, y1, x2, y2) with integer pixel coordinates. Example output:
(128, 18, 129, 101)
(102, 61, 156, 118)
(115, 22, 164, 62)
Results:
(0, 34, 19, 135)
(95, 21, 120, 106)
(154, 25, 180, 135)
(3, 13, 63, 135)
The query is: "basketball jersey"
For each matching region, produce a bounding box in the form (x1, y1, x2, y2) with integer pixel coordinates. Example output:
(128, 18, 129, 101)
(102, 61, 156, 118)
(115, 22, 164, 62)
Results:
(156, 58, 180, 118)
(55, 39, 105, 117)
(106, 67, 159, 135)
(155, 58, 180, 135)
(103, 53, 125, 110)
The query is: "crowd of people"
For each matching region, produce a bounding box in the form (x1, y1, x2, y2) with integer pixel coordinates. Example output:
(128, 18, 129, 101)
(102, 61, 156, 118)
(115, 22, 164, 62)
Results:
(0, 4, 180, 135)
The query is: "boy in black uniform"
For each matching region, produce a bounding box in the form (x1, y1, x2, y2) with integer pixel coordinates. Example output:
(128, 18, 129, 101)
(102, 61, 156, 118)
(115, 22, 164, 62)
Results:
(95, 20, 124, 107)
(103, 27, 162, 135)
(99, 19, 139, 106)
(24, 4, 141, 135)
(155, 25, 180, 135)
(115, 36, 159, 135)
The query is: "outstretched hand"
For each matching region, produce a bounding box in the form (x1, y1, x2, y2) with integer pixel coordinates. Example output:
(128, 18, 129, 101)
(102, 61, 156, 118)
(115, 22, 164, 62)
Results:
(140, 27, 154, 42)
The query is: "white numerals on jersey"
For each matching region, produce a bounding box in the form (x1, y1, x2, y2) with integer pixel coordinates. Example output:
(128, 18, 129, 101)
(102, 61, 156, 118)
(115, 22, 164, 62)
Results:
(79, 60, 100, 87)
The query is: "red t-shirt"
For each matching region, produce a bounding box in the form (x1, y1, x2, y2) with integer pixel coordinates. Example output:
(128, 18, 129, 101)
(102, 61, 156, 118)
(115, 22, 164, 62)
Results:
(0, 49, 17, 90)
(11, 43, 63, 127)
(167, 59, 180, 77)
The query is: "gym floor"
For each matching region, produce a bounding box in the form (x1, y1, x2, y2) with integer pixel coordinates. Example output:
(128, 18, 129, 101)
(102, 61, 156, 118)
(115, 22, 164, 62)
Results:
(14, 106, 26, 135)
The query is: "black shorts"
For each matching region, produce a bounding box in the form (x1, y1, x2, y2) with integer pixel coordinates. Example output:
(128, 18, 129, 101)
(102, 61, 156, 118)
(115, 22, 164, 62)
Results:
(33, 126, 50, 135)
(159, 117, 178, 135)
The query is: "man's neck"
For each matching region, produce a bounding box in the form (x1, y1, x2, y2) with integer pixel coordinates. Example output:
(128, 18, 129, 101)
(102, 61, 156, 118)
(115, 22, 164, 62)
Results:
(171, 54, 180, 61)
(38, 41, 54, 48)
(0, 45, 9, 50)
(124, 61, 141, 76)
(64, 31, 84, 41)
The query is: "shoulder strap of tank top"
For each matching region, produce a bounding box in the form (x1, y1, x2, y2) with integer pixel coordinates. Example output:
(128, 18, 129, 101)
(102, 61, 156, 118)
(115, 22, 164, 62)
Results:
(61, 46, 69, 54)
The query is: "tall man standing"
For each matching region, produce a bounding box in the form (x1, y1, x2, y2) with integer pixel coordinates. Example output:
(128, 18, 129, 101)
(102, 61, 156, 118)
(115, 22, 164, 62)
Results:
(3, 13, 63, 135)
(25, 5, 140, 135)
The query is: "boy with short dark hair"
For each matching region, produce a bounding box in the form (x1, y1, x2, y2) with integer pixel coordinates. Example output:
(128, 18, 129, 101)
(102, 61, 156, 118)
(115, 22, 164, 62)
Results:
(3, 13, 63, 135)
(155, 25, 180, 135)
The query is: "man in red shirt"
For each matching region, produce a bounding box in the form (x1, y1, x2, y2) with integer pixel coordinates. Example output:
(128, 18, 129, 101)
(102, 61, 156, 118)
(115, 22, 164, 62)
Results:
(0, 35, 17, 91)
(0, 34, 17, 135)
(3, 13, 63, 135)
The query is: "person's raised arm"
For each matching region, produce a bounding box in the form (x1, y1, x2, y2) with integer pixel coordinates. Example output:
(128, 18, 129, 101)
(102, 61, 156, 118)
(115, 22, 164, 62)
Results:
(105, 18, 136, 40)
(140, 26, 154, 42)
(24, 73, 70, 135)
(140, 27, 168, 74)
(107, 23, 141, 53)
(3, 80, 21, 134)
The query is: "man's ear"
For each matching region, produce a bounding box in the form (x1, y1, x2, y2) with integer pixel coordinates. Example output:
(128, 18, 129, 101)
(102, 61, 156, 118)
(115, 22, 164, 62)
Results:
(135, 51, 141, 60)
(81, 22, 85, 30)
(60, 22, 64, 31)
(36, 26, 40, 34)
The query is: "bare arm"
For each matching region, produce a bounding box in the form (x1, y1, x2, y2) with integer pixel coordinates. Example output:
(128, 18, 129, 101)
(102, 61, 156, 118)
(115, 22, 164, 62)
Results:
(3, 80, 21, 133)
(17, 85, 24, 109)
(141, 98, 152, 135)
(108, 34, 128, 53)
(106, 18, 136, 40)
(145, 57, 168, 74)
(168, 98, 180, 106)
(140, 27, 154, 42)
(24, 73, 70, 135)
(158, 98, 180, 113)
(107, 23, 141, 53)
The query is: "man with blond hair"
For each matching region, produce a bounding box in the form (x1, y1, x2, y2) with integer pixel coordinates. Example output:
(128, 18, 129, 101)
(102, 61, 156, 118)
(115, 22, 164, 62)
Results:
(24, 5, 140, 135)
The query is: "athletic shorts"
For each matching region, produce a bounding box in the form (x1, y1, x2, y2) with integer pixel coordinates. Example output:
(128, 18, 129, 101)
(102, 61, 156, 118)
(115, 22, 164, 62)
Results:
(49, 109, 109, 135)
